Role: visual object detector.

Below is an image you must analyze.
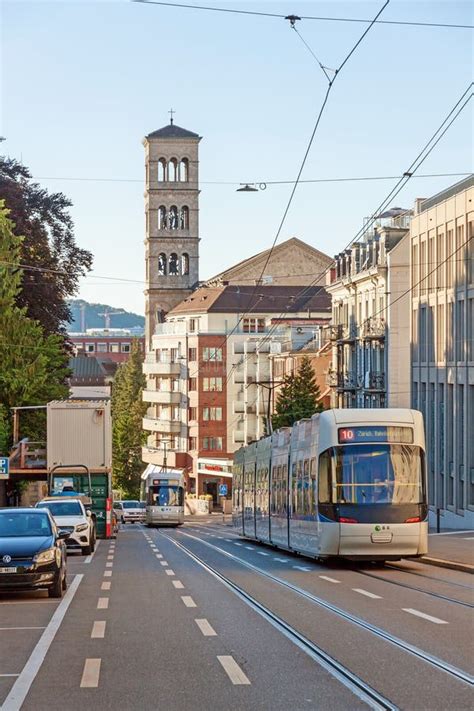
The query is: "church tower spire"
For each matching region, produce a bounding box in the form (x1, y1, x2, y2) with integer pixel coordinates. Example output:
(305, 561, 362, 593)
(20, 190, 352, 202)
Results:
(143, 116, 201, 346)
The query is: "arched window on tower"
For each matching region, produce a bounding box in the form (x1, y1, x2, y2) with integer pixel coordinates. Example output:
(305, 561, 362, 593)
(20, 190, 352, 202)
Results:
(158, 253, 167, 275)
(169, 253, 179, 276)
(180, 206, 189, 230)
(168, 206, 178, 230)
(168, 159, 178, 181)
(158, 206, 167, 230)
(181, 253, 190, 276)
(179, 158, 189, 182)
(158, 159, 166, 182)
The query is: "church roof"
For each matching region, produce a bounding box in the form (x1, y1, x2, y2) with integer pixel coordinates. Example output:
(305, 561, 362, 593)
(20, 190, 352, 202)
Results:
(146, 123, 200, 140)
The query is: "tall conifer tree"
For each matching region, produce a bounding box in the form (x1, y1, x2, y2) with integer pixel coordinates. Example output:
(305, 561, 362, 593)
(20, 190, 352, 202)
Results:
(272, 356, 323, 431)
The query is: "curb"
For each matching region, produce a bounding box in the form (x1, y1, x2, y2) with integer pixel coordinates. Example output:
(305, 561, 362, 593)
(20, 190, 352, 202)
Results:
(420, 556, 474, 575)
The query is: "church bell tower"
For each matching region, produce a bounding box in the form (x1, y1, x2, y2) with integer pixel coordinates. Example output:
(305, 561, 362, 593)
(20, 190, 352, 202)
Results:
(143, 114, 201, 346)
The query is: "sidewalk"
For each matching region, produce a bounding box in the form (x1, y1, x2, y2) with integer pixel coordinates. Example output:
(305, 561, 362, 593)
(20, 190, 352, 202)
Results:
(422, 531, 474, 574)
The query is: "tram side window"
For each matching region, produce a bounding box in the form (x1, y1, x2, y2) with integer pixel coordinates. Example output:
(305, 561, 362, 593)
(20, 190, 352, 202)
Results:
(310, 458, 317, 515)
(271, 466, 277, 514)
(318, 451, 332, 503)
(303, 459, 310, 516)
(281, 464, 287, 515)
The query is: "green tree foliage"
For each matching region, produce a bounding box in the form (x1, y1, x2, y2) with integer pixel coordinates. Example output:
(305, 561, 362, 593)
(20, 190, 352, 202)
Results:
(272, 355, 323, 431)
(0, 203, 70, 444)
(0, 157, 92, 335)
(112, 341, 147, 498)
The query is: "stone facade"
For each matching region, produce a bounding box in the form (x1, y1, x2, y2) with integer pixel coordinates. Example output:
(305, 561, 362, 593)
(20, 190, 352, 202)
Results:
(143, 123, 201, 346)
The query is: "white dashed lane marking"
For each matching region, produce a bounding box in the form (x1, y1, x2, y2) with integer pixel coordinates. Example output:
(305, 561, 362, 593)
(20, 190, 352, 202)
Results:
(91, 621, 106, 639)
(160, 561, 168, 566)
(195, 619, 217, 636)
(274, 557, 289, 562)
(319, 575, 340, 583)
(156, 554, 163, 559)
(233, 542, 242, 546)
(97, 598, 109, 610)
(103, 571, 112, 577)
(105, 562, 113, 568)
(258, 551, 269, 556)
(181, 596, 197, 608)
(293, 565, 311, 572)
(403, 608, 448, 624)
(217, 656, 251, 685)
(245, 546, 255, 550)
(165, 569, 175, 576)
(101, 582, 111, 591)
(80, 658, 101, 688)
(172, 580, 184, 589)
(353, 588, 382, 599)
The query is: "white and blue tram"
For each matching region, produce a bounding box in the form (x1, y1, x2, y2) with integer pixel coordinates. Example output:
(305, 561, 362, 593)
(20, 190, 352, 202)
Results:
(141, 465, 185, 527)
(233, 409, 428, 561)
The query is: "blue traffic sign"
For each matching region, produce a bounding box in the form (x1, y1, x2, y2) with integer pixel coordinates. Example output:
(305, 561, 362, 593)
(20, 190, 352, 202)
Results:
(219, 483, 228, 497)
(0, 457, 9, 480)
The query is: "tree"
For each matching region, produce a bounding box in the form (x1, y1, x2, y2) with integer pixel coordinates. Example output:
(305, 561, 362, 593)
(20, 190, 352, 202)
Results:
(0, 202, 70, 444)
(272, 355, 323, 431)
(112, 341, 147, 498)
(0, 157, 93, 335)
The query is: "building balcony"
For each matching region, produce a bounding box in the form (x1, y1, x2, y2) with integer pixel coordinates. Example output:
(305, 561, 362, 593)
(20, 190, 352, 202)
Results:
(364, 372, 385, 391)
(233, 431, 245, 443)
(362, 318, 386, 340)
(328, 325, 357, 342)
(143, 355, 181, 376)
(233, 401, 245, 414)
(327, 371, 357, 390)
(142, 446, 187, 468)
(142, 417, 182, 434)
(142, 389, 182, 405)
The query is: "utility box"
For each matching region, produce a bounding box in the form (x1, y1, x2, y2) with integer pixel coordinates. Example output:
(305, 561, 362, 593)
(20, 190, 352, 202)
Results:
(47, 400, 112, 471)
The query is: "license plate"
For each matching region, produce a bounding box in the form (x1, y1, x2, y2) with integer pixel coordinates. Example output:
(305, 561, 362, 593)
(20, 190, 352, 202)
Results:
(0, 567, 17, 573)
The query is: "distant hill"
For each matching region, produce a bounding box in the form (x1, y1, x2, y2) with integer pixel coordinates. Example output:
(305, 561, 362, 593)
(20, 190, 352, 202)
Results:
(68, 299, 145, 332)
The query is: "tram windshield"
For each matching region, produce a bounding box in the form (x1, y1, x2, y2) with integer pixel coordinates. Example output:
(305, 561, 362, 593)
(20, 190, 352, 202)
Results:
(319, 444, 424, 505)
(148, 486, 184, 507)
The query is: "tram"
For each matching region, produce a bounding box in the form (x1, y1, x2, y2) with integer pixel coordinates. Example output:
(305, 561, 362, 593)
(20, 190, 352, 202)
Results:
(141, 465, 185, 527)
(232, 409, 428, 561)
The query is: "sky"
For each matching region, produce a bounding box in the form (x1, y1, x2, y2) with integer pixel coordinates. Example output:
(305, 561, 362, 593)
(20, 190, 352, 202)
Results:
(1, 0, 472, 315)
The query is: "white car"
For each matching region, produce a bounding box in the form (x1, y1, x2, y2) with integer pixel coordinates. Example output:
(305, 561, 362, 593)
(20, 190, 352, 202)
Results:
(36, 497, 96, 555)
(117, 500, 145, 524)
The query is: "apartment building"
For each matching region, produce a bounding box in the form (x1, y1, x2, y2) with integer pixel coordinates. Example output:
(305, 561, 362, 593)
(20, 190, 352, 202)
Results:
(142, 284, 331, 499)
(410, 175, 474, 528)
(326, 208, 412, 409)
(70, 329, 145, 363)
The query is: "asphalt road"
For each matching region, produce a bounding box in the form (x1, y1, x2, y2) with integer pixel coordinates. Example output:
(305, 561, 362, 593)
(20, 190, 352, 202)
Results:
(0, 518, 472, 710)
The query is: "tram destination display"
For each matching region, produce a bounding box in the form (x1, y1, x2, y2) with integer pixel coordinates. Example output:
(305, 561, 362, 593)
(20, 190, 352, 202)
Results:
(338, 426, 414, 444)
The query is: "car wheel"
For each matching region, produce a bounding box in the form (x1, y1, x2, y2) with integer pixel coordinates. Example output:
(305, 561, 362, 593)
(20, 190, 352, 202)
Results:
(48, 572, 64, 598)
(62, 571, 68, 591)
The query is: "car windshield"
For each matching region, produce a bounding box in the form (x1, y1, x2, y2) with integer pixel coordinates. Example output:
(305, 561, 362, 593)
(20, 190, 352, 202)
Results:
(122, 501, 140, 509)
(149, 486, 184, 507)
(319, 444, 424, 505)
(0, 512, 52, 538)
(37, 501, 83, 516)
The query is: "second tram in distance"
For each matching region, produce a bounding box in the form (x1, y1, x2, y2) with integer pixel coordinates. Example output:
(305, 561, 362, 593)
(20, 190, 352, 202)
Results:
(141, 466, 185, 527)
(233, 409, 428, 561)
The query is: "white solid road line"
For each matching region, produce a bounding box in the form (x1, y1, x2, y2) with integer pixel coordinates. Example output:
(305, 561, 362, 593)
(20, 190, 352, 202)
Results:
(429, 530, 474, 536)
(319, 575, 341, 583)
(97, 598, 109, 610)
(352, 588, 382, 599)
(84, 540, 101, 565)
(217, 656, 251, 685)
(462, 537, 474, 540)
(0, 626, 46, 630)
(403, 608, 448, 624)
(181, 596, 197, 608)
(172, 580, 184, 589)
(165, 569, 175, 576)
(0, 674, 19, 678)
(194, 618, 217, 636)
(91, 621, 106, 639)
(80, 658, 101, 688)
(101, 582, 111, 591)
(1, 574, 83, 711)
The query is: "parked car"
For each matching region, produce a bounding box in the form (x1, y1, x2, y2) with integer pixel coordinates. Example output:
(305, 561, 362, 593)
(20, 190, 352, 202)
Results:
(113, 501, 124, 523)
(119, 500, 145, 524)
(0, 508, 69, 598)
(36, 497, 96, 556)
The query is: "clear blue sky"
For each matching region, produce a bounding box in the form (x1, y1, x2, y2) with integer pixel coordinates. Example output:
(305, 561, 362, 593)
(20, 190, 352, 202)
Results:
(2, 0, 472, 315)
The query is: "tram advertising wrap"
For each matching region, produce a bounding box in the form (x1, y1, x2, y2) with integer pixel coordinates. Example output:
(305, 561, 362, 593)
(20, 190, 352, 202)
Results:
(232, 409, 428, 561)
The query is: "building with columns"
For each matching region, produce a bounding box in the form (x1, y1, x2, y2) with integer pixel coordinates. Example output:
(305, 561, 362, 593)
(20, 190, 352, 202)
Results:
(143, 119, 201, 347)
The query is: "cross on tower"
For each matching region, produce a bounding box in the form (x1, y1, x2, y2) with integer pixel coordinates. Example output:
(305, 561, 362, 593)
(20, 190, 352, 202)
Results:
(168, 108, 175, 125)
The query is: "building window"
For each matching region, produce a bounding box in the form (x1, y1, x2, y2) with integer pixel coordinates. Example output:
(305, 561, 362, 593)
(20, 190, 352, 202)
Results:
(158, 253, 167, 275)
(188, 436, 196, 451)
(121, 343, 131, 353)
(203, 377, 223, 392)
(188, 347, 197, 361)
(158, 206, 167, 230)
(179, 158, 189, 182)
(202, 437, 223, 451)
(243, 318, 265, 333)
(189, 318, 197, 333)
(203, 407, 222, 421)
(180, 207, 189, 231)
(97, 343, 107, 353)
(158, 159, 166, 182)
(188, 407, 197, 421)
(202, 347, 223, 362)
(181, 252, 189, 274)
(110, 343, 119, 353)
(168, 158, 178, 182)
(85, 343, 95, 353)
(169, 253, 179, 275)
(188, 377, 197, 391)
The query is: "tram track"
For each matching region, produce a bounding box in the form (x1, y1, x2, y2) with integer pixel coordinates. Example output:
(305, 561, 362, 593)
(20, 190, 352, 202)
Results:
(160, 531, 397, 711)
(170, 529, 474, 688)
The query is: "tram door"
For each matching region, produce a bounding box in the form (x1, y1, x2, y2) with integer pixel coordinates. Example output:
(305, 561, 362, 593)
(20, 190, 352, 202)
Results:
(243, 461, 256, 538)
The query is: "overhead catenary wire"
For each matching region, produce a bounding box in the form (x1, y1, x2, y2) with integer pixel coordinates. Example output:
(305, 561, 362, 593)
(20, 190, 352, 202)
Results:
(132, 0, 474, 29)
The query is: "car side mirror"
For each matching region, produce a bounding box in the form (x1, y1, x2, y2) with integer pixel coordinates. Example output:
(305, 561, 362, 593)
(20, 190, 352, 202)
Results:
(86, 510, 92, 517)
(57, 529, 71, 540)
